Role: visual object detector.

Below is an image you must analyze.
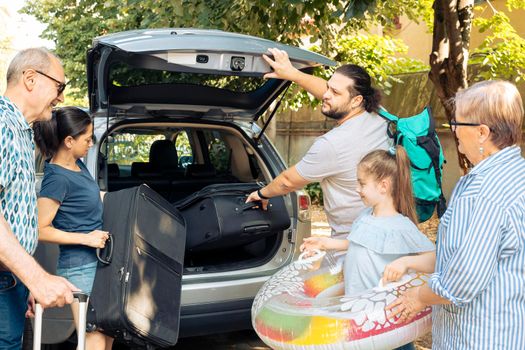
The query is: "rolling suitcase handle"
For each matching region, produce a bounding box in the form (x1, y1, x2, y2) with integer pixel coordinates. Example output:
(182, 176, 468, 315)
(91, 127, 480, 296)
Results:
(96, 233, 113, 265)
(33, 292, 89, 350)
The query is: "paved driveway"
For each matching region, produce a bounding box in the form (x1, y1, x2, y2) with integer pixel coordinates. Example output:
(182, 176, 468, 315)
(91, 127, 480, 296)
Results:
(109, 330, 268, 349)
(172, 330, 269, 349)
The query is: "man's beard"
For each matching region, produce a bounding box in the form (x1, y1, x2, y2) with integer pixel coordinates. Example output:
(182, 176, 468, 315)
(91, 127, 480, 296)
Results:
(322, 106, 350, 120)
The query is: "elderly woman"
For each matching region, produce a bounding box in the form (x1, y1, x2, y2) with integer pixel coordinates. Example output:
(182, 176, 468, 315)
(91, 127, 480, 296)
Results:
(386, 80, 525, 349)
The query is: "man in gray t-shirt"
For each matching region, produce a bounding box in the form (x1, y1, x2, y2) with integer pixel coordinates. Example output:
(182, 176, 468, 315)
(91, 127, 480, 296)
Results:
(295, 110, 390, 233)
(246, 48, 391, 235)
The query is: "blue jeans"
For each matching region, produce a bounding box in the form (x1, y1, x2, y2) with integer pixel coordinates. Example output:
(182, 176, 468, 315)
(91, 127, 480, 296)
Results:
(56, 261, 97, 295)
(395, 343, 416, 350)
(0, 271, 29, 349)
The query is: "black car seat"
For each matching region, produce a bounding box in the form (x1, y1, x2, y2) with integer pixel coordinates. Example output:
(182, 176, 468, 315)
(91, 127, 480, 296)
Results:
(128, 140, 180, 199)
(149, 139, 179, 171)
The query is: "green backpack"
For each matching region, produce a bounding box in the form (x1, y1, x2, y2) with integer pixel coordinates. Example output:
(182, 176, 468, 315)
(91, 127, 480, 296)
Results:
(378, 107, 447, 222)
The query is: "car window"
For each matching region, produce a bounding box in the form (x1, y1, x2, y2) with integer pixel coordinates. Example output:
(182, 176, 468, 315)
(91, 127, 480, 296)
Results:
(109, 62, 265, 93)
(175, 131, 193, 168)
(107, 133, 165, 166)
(204, 131, 231, 174)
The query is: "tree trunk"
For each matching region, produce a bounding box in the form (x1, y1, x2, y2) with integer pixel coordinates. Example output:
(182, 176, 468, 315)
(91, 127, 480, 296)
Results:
(429, 0, 474, 172)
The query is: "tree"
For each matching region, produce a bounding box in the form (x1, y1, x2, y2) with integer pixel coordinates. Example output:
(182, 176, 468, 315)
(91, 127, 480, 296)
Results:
(348, 0, 525, 171)
(22, 0, 428, 100)
(426, 0, 525, 170)
(429, 0, 474, 170)
(471, 1, 525, 82)
(23, 0, 525, 170)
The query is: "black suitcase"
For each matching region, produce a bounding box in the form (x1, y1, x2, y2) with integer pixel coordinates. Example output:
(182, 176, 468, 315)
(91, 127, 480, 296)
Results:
(88, 185, 186, 348)
(175, 183, 290, 252)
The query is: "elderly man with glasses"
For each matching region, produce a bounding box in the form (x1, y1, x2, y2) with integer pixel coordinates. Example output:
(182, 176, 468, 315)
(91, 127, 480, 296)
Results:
(0, 47, 76, 348)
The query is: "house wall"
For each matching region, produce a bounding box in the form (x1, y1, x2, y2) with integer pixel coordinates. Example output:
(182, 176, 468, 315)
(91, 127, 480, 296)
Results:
(390, 0, 525, 63)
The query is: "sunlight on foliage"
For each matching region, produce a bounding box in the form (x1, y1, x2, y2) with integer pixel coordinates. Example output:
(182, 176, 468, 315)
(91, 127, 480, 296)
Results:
(21, 0, 525, 112)
(22, 0, 432, 103)
(471, 5, 525, 82)
(284, 34, 428, 111)
(506, 0, 525, 10)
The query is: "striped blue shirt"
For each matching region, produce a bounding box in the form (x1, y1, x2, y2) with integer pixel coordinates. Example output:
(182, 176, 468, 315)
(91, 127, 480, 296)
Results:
(429, 146, 525, 349)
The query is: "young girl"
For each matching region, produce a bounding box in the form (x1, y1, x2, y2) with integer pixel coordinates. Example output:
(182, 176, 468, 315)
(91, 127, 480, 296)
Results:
(301, 145, 435, 296)
(33, 107, 113, 350)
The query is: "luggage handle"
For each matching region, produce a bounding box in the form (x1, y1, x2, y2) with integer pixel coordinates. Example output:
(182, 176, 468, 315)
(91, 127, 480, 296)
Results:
(34, 292, 89, 350)
(96, 234, 113, 265)
(239, 201, 272, 212)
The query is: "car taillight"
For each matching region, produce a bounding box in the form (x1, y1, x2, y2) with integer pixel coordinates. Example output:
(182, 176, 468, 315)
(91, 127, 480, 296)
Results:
(298, 193, 311, 222)
(299, 194, 310, 211)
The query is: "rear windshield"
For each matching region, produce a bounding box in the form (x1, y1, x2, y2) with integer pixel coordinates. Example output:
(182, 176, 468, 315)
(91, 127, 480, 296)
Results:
(102, 127, 234, 177)
(109, 62, 266, 93)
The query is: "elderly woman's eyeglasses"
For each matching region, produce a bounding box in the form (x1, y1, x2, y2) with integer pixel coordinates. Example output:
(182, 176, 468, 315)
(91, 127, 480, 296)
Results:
(442, 118, 481, 132)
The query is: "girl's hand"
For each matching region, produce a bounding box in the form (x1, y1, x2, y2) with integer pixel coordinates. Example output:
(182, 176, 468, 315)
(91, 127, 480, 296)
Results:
(300, 236, 327, 253)
(385, 287, 427, 323)
(383, 257, 409, 283)
(84, 230, 109, 248)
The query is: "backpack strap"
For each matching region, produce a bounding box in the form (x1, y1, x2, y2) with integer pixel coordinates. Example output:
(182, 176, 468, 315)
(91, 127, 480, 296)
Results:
(377, 108, 399, 141)
(416, 106, 447, 217)
(377, 107, 399, 122)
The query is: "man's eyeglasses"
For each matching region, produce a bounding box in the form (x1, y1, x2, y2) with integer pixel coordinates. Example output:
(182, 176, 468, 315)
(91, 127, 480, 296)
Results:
(32, 70, 67, 95)
(442, 117, 482, 132)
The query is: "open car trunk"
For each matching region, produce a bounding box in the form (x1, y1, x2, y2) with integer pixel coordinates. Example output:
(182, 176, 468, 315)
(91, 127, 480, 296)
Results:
(89, 28, 332, 275)
(99, 121, 292, 274)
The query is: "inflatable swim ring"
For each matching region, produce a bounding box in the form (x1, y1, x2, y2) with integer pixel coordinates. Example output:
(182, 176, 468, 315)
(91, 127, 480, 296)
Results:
(252, 250, 431, 350)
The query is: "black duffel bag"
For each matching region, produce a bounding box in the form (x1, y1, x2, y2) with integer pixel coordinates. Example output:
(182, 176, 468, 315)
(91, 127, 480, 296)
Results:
(174, 183, 291, 252)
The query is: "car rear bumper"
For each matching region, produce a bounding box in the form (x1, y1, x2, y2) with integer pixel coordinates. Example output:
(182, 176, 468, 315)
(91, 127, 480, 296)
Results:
(179, 298, 254, 337)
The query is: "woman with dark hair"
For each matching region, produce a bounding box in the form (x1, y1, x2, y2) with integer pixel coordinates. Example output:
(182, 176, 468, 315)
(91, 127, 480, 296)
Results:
(33, 107, 113, 349)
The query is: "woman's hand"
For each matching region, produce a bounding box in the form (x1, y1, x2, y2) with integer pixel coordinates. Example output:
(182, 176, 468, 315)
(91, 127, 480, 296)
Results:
(383, 257, 409, 283)
(385, 287, 427, 323)
(84, 230, 109, 248)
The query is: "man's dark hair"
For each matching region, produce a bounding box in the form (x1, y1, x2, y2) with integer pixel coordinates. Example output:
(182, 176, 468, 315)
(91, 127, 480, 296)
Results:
(334, 64, 381, 113)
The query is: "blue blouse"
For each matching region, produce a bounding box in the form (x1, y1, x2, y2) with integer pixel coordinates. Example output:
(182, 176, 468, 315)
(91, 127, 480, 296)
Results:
(39, 159, 103, 268)
(344, 208, 435, 295)
(429, 146, 525, 349)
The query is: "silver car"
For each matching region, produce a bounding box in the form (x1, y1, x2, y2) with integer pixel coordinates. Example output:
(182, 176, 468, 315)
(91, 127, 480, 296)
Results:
(31, 28, 334, 347)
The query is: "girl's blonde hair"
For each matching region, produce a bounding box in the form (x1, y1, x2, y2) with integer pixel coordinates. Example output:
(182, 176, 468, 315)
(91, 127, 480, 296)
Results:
(358, 145, 418, 224)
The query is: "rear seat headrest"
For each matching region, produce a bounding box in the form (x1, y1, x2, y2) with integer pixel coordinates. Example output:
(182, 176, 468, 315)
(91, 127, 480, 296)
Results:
(185, 164, 216, 178)
(131, 162, 151, 178)
(149, 140, 178, 170)
(107, 163, 120, 178)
